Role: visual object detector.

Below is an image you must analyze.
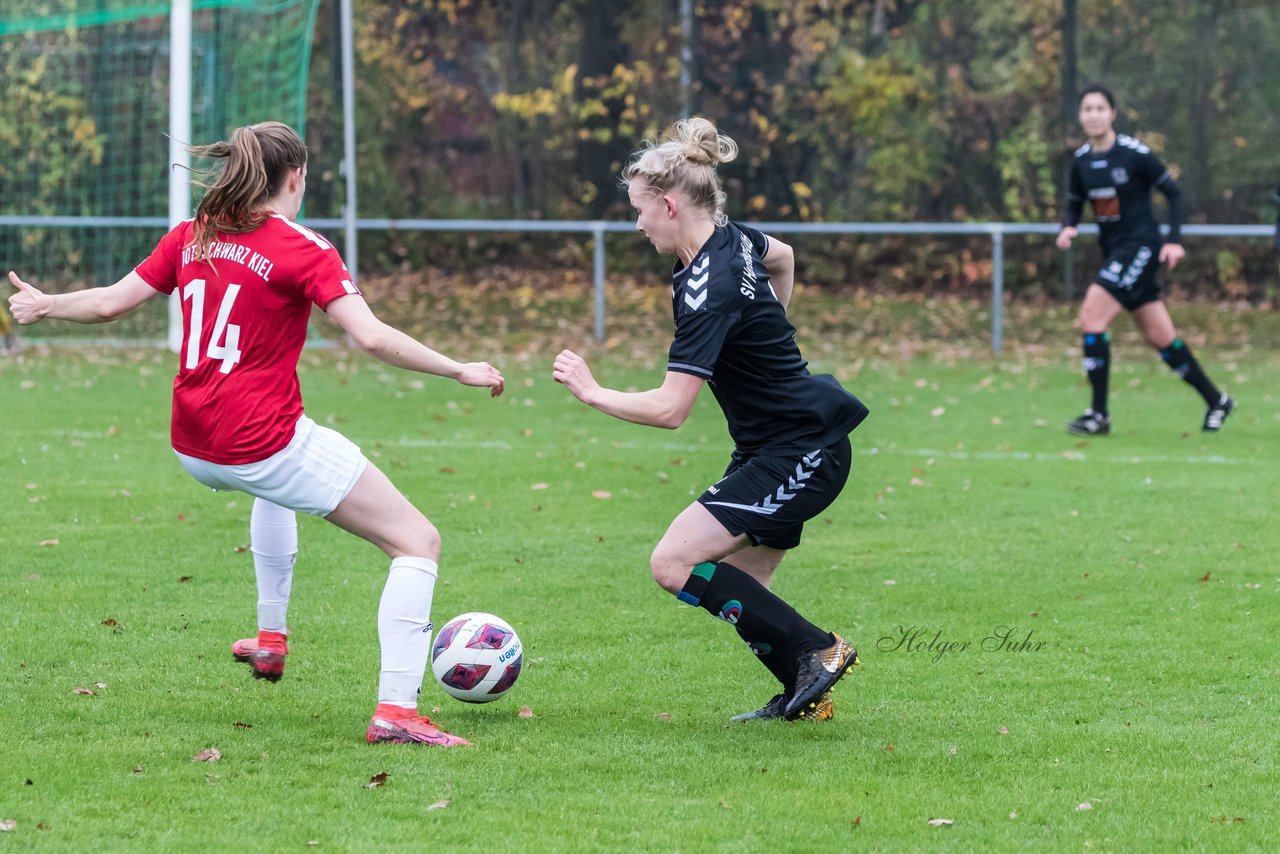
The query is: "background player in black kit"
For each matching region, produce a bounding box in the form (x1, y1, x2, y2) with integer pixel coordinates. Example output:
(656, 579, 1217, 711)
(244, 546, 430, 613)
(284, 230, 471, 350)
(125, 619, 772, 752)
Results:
(1056, 84, 1235, 435)
(553, 118, 865, 722)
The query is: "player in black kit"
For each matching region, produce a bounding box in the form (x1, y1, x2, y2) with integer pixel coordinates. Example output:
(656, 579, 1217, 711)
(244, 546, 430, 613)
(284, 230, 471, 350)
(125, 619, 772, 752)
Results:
(553, 118, 865, 722)
(1057, 84, 1235, 435)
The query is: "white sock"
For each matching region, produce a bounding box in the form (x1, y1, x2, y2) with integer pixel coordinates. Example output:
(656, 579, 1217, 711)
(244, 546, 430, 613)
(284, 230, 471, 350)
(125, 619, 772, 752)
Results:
(377, 556, 438, 708)
(250, 498, 297, 633)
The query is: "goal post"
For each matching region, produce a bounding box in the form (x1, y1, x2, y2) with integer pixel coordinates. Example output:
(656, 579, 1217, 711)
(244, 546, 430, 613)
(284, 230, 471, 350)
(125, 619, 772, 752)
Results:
(0, 0, 323, 342)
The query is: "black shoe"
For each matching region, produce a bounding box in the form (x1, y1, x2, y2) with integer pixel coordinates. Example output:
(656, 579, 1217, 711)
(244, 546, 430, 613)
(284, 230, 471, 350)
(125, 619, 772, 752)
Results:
(1066, 409, 1110, 436)
(784, 634, 859, 720)
(731, 692, 833, 722)
(731, 693, 786, 722)
(1203, 394, 1235, 432)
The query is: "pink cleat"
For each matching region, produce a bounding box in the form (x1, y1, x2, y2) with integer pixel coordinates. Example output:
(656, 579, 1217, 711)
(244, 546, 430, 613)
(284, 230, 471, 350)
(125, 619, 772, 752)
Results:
(366, 704, 471, 747)
(231, 630, 288, 682)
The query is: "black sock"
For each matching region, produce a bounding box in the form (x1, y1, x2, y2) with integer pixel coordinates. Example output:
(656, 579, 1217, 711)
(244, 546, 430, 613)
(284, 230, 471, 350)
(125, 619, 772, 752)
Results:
(1160, 338, 1221, 406)
(677, 562, 832, 689)
(1083, 332, 1110, 415)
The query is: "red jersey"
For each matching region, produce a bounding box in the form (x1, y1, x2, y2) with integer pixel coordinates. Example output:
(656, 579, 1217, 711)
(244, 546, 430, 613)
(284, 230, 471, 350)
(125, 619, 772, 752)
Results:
(134, 215, 360, 464)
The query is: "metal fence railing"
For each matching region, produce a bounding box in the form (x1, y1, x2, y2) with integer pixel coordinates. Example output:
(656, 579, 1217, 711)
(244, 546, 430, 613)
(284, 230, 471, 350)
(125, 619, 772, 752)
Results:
(3, 216, 1272, 352)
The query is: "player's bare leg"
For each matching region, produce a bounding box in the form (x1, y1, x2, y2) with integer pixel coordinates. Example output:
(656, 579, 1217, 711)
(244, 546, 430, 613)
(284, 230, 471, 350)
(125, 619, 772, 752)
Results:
(652, 503, 846, 722)
(326, 464, 470, 746)
(1068, 284, 1124, 435)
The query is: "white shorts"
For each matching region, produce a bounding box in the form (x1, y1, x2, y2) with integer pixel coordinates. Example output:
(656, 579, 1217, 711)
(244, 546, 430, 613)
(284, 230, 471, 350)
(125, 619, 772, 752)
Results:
(175, 416, 368, 516)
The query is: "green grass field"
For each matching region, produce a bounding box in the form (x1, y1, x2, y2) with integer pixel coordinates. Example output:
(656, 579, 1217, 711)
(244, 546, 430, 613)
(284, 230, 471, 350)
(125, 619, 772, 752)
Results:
(3, 299, 1279, 850)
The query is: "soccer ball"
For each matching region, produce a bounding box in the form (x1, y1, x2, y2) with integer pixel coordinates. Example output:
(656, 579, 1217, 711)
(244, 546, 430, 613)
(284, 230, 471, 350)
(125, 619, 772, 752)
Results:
(430, 612, 523, 703)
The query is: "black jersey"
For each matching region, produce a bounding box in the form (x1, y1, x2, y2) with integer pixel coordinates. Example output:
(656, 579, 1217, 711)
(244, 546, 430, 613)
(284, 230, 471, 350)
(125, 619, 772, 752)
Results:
(1065, 134, 1183, 254)
(666, 221, 868, 455)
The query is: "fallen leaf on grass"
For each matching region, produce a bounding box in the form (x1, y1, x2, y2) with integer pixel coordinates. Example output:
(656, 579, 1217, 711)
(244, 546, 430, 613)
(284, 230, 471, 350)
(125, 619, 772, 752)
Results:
(131, 765, 145, 775)
(179, 576, 192, 583)
(95, 682, 106, 689)
(73, 687, 95, 696)
(530, 483, 549, 491)
(655, 713, 672, 721)
(0, 820, 15, 832)
(366, 771, 388, 789)
(233, 545, 249, 554)
(591, 490, 612, 499)
(1076, 802, 1093, 811)
(38, 539, 59, 547)
(999, 726, 1009, 735)
(101, 619, 118, 626)
(518, 706, 535, 719)
(427, 800, 450, 811)
(884, 744, 895, 752)
(1199, 572, 1211, 582)
(853, 816, 861, 828)
(927, 818, 954, 827)
(233, 721, 253, 729)
(192, 748, 221, 763)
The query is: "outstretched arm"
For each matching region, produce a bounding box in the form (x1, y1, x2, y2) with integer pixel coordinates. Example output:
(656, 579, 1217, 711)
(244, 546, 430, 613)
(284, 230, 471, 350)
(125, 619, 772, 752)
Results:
(762, 236, 796, 308)
(552, 349, 703, 429)
(326, 293, 504, 396)
(8, 270, 159, 325)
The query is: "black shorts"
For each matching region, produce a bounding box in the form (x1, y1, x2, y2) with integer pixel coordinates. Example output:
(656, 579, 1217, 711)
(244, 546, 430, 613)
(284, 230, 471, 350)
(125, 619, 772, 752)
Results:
(1095, 242, 1161, 311)
(697, 435, 852, 551)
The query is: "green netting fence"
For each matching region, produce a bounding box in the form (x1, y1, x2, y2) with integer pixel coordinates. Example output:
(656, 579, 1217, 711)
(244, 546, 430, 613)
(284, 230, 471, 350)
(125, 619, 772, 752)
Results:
(0, 0, 321, 337)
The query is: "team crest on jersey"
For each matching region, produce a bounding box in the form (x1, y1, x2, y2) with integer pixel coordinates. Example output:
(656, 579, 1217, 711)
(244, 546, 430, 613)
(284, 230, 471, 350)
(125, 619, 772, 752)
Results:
(1111, 167, 1129, 185)
(683, 255, 710, 311)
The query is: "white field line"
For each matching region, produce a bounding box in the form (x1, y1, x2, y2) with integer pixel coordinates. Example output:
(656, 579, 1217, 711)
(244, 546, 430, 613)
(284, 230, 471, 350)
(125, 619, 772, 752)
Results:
(391, 437, 1251, 466)
(37, 431, 1253, 467)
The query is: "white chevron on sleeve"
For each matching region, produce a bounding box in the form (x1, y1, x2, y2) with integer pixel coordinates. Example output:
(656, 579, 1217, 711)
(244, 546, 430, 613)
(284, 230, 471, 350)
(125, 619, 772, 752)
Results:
(686, 271, 709, 290)
(691, 256, 709, 275)
(684, 290, 708, 310)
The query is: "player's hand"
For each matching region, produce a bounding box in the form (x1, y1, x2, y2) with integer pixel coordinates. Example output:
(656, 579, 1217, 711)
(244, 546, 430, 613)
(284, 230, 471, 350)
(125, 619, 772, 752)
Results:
(456, 361, 505, 397)
(552, 349, 600, 404)
(1055, 227, 1077, 251)
(1159, 243, 1184, 270)
(8, 271, 48, 325)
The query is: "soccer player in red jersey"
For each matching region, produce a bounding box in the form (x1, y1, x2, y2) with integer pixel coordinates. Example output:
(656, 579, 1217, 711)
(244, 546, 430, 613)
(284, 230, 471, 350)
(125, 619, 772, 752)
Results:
(553, 119, 865, 722)
(8, 122, 503, 747)
(1057, 84, 1234, 436)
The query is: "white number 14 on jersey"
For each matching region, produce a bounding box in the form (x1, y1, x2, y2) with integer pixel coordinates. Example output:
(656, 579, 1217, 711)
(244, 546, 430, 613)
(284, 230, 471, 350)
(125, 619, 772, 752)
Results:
(181, 278, 242, 374)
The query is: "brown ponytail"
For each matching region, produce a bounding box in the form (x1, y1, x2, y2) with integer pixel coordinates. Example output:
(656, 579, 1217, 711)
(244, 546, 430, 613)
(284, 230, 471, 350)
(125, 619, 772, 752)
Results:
(186, 121, 307, 261)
